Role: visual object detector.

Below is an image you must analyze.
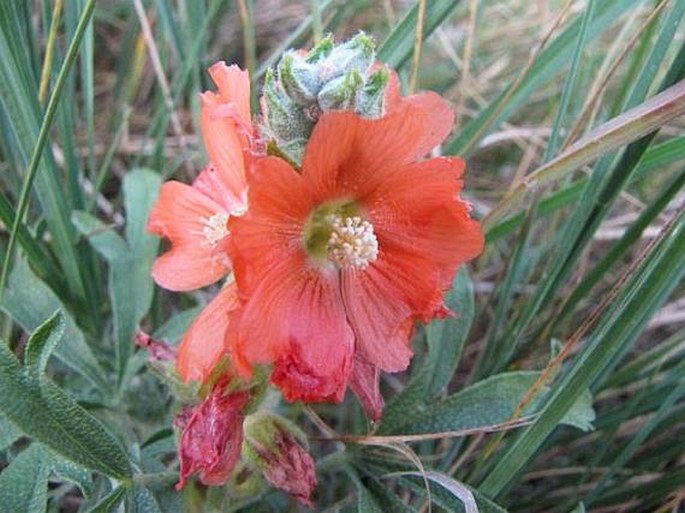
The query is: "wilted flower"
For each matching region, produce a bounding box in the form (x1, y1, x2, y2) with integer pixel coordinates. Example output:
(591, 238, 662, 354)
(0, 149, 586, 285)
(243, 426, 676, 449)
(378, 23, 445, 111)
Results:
(176, 383, 250, 489)
(242, 412, 317, 505)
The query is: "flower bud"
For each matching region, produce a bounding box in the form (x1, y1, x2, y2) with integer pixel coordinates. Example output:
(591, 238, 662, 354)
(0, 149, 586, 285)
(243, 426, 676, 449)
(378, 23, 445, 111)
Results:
(241, 412, 317, 505)
(317, 70, 364, 112)
(261, 32, 390, 166)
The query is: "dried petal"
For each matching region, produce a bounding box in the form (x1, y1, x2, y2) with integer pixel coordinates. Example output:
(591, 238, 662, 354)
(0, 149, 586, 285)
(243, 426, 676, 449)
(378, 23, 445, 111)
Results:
(176, 388, 250, 489)
(349, 356, 384, 422)
(242, 413, 317, 505)
(261, 430, 317, 506)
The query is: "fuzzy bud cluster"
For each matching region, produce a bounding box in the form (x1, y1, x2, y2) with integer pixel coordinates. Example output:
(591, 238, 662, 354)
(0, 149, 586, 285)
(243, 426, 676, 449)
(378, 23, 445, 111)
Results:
(262, 32, 389, 165)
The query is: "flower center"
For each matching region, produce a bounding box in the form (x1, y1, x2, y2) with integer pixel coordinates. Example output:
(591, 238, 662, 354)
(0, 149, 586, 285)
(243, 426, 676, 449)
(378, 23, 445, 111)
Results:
(203, 213, 229, 246)
(327, 215, 378, 269)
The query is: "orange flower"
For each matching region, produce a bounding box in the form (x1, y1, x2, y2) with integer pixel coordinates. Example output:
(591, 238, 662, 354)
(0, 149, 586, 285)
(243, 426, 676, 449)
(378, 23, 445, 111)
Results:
(147, 63, 251, 291)
(227, 92, 484, 404)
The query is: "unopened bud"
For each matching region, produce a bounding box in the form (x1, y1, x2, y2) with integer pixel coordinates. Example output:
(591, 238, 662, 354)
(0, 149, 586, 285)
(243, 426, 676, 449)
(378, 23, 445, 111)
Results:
(261, 32, 390, 166)
(317, 70, 364, 111)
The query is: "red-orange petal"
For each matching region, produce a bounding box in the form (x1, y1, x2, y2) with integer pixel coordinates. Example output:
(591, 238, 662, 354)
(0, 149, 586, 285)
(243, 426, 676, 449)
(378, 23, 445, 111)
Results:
(348, 356, 384, 422)
(341, 157, 482, 371)
(151, 243, 231, 292)
(364, 157, 483, 281)
(229, 155, 312, 295)
(148, 181, 222, 242)
(177, 283, 239, 383)
(207, 62, 251, 130)
(193, 164, 246, 214)
(402, 91, 455, 159)
(200, 63, 251, 206)
(233, 253, 354, 385)
(341, 267, 415, 372)
(265, 265, 354, 403)
(301, 95, 454, 204)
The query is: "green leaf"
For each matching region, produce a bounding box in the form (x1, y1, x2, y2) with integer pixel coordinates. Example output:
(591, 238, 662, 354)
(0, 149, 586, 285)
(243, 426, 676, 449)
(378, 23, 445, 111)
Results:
(0, 444, 50, 513)
(423, 267, 475, 397)
(152, 305, 202, 344)
(23, 310, 64, 381)
(0, 438, 94, 504)
(48, 450, 94, 499)
(356, 483, 385, 513)
(123, 168, 162, 270)
(0, 416, 22, 450)
(0, 324, 131, 478)
(0, 258, 108, 391)
(378, 0, 463, 68)
(128, 484, 163, 513)
(73, 168, 161, 385)
(381, 371, 595, 435)
(479, 210, 685, 497)
(359, 473, 419, 513)
(634, 135, 685, 176)
(114, 169, 161, 383)
(382, 268, 475, 431)
(85, 485, 127, 513)
(71, 210, 129, 261)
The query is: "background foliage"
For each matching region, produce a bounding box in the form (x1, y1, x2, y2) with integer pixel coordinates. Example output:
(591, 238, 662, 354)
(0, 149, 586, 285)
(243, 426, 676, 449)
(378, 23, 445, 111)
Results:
(0, 0, 683, 511)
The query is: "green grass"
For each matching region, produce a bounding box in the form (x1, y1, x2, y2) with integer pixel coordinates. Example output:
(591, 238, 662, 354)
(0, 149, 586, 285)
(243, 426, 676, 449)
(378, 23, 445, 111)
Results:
(0, 1, 683, 511)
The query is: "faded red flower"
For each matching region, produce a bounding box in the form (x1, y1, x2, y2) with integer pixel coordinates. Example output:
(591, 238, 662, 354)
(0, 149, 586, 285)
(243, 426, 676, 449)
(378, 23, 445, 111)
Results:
(147, 63, 251, 291)
(176, 385, 250, 489)
(242, 413, 317, 505)
(226, 92, 484, 405)
(260, 430, 317, 505)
